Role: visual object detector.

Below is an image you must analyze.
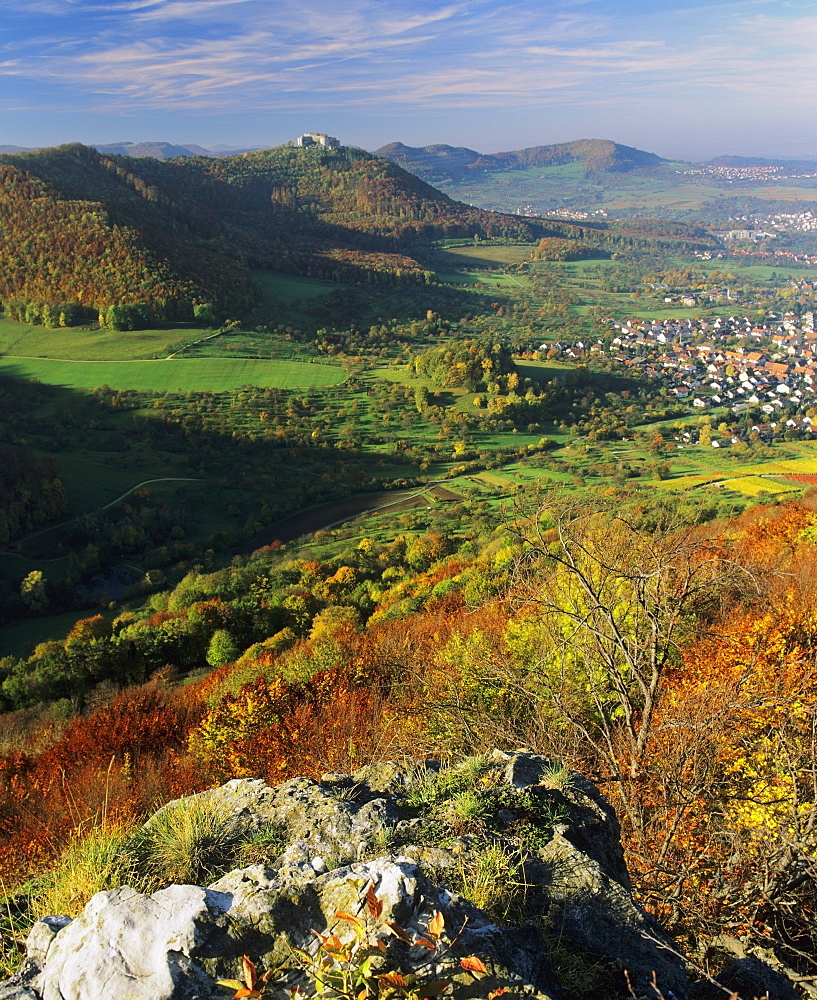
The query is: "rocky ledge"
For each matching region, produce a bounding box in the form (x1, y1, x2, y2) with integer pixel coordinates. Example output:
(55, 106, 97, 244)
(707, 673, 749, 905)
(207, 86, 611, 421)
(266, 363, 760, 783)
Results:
(0, 752, 797, 1000)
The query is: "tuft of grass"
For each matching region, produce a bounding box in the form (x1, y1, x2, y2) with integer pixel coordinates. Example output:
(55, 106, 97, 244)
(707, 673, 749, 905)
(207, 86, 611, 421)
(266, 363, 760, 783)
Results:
(405, 755, 494, 813)
(544, 933, 623, 1000)
(30, 815, 139, 921)
(0, 887, 31, 980)
(444, 789, 490, 832)
(128, 796, 240, 888)
(363, 826, 397, 859)
(331, 783, 364, 803)
(235, 822, 288, 868)
(448, 754, 493, 786)
(453, 843, 528, 925)
(405, 764, 447, 812)
(538, 760, 573, 791)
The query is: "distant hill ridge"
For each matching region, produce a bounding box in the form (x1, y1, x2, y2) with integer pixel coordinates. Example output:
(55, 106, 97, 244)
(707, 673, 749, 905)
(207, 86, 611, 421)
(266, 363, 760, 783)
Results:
(375, 138, 666, 184)
(0, 141, 257, 159)
(4, 138, 815, 171)
(705, 154, 817, 170)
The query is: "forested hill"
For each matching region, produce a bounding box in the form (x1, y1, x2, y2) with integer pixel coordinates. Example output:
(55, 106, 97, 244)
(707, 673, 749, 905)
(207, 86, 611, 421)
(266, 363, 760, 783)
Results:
(375, 138, 668, 185)
(0, 142, 553, 326)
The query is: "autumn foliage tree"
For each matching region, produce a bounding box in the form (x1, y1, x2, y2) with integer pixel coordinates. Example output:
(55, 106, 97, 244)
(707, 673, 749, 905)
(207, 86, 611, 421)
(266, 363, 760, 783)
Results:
(502, 499, 759, 835)
(415, 495, 817, 985)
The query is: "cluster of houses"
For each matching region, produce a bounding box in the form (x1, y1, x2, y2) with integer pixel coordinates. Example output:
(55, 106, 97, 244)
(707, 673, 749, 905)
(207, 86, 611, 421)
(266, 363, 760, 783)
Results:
(679, 165, 817, 183)
(679, 164, 787, 182)
(531, 207, 609, 220)
(542, 312, 817, 443)
(745, 209, 817, 234)
(731, 247, 817, 267)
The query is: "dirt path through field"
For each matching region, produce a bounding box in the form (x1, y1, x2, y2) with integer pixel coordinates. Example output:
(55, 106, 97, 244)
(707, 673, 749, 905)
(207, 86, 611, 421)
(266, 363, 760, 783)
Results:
(240, 487, 433, 550)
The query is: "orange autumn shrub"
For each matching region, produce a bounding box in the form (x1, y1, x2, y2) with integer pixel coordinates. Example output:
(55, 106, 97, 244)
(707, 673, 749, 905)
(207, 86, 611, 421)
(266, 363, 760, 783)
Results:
(0, 683, 208, 880)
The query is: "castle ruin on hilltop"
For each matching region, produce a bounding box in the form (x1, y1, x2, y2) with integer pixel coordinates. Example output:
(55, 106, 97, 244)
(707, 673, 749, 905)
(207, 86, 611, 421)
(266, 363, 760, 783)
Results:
(295, 132, 340, 148)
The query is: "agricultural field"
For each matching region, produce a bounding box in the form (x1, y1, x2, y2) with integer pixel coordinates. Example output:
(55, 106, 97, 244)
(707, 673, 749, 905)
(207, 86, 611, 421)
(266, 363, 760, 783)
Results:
(438, 270, 530, 289)
(0, 356, 346, 392)
(0, 317, 207, 361)
(433, 161, 817, 219)
(433, 244, 534, 268)
(430, 244, 533, 289)
(718, 476, 799, 497)
(645, 442, 817, 495)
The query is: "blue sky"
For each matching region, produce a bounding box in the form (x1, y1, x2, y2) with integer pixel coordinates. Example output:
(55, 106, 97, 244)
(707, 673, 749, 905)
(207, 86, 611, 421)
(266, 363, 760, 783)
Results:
(1, 0, 816, 159)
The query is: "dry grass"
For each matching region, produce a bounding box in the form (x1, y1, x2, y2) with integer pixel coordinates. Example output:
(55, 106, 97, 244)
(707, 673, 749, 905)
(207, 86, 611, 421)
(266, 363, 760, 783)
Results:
(30, 814, 138, 920)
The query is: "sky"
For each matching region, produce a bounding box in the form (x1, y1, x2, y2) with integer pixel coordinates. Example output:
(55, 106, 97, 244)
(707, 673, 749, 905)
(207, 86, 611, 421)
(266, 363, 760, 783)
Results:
(1, 0, 817, 161)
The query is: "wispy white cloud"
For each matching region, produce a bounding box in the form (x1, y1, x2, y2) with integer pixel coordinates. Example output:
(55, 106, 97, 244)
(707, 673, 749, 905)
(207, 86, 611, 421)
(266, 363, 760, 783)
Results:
(1, 0, 815, 152)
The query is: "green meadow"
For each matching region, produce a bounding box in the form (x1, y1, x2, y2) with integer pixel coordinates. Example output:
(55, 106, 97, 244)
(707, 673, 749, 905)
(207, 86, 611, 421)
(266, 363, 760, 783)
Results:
(438, 270, 530, 289)
(433, 244, 533, 289)
(435, 244, 534, 268)
(245, 270, 350, 333)
(0, 356, 346, 392)
(0, 318, 206, 361)
(252, 270, 342, 304)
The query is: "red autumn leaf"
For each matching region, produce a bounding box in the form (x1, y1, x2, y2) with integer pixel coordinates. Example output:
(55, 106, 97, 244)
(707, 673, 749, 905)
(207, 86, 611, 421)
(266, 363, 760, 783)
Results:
(385, 921, 412, 943)
(366, 885, 383, 919)
(377, 972, 409, 988)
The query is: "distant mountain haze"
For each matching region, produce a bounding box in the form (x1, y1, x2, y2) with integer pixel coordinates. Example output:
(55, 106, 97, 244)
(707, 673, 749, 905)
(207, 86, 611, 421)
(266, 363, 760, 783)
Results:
(0, 141, 258, 158)
(2, 137, 814, 169)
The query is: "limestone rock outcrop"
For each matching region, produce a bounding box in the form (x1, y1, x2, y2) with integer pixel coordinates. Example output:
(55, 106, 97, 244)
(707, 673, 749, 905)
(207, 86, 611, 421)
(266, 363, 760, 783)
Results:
(1, 752, 692, 1000)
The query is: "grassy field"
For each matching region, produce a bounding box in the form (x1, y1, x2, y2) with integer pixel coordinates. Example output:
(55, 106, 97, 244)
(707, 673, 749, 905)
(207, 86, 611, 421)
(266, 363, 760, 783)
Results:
(49, 458, 203, 516)
(0, 357, 347, 391)
(651, 448, 817, 493)
(438, 270, 530, 289)
(0, 605, 103, 660)
(435, 245, 534, 268)
(245, 270, 349, 334)
(0, 318, 207, 361)
(0, 272, 348, 365)
(431, 244, 534, 290)
(515, 359, 577, 380)
(252, 270, 342, 305)
(718, 476, 799, 497)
